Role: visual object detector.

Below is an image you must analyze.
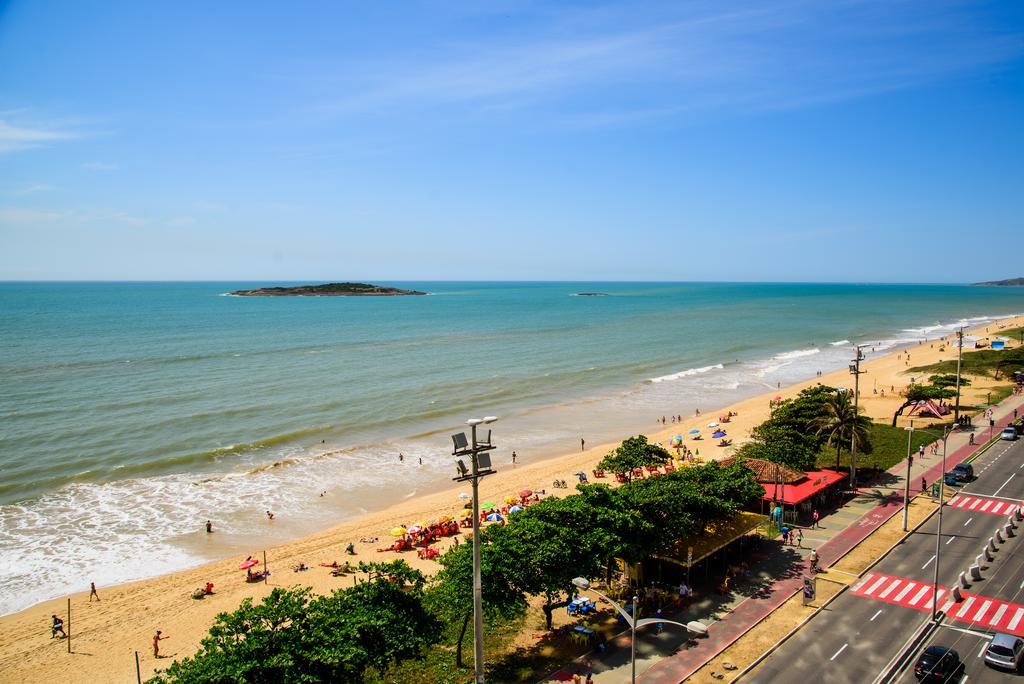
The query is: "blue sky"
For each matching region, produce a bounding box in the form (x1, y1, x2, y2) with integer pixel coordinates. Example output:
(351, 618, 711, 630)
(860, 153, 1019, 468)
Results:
(1, 0, 1022, 281)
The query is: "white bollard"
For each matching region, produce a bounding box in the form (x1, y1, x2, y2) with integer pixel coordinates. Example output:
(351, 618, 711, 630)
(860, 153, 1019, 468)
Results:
(984, 545, 994, 562)
(951, 586, 963, 602)
(960, 571, 970, 588)
(990, 537, 999, 552)
(996, 528, 1006, 544)
(976, 553, 986, 569)
(1009, 514, 1019, 529)
(970, 564, 983, 581)
(1005, 523, 1015, 538)
(1015, 507, 1023, 522)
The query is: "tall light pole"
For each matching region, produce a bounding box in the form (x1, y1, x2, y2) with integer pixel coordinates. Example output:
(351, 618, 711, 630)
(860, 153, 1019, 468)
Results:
(452, 416, 498, 684)
(912, 425, 954, 621)
(849, 345, 866, 487)
(902, 421, 914, 532)
(953, 328, 964, 424)
(571, 577, 707, 683)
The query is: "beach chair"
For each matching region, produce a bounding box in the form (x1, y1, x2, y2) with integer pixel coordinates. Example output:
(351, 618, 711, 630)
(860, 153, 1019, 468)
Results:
(632, 467, 645, 479)
(615, 472, 628, 483)
(664, 464, 675, 473)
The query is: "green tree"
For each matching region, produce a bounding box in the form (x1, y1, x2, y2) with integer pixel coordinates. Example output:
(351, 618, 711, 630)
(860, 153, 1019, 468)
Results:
(425, 535, 527, 668)
(809, 389, 873, 469)
(490, 494, 624, 629)
(891, 383, 956, 426)
(150, 577, 440, 684)
(596, 435, 670, 481)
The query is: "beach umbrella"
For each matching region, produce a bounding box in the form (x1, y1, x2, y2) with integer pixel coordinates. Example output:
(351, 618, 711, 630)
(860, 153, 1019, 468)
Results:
(688, 429, 701, 435)
(239, 559, 259, 570)
(509, 505, 525, 514)
(774, 395, 782, 401)
(481, 501, 496, 510)
(504, 495, 518, 504)
(437, 515, 454, 523)
(712, 430, 727, 439)
(707, 421, 720, 428)
(458, 492, 470, 500)
(406, 524, 424, 535)
(390, 526, 407, 537)
(671, 435, 682, 445)
(486, 513, 504, 522)
(519, 489, 533, 498)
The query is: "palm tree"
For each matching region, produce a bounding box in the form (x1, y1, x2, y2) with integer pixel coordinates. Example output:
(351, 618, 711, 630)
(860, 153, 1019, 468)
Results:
(809, 390, 872, 470)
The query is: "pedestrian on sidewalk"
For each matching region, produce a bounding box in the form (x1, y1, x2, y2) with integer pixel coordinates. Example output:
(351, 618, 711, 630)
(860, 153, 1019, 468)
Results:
(796, 529, 803, 547)
(781, 525, 790, 545)
(812, 510, 820, 528)
(809, 549, 819, 573)
(969, 433, 975, 445)
(921, 477, 927, 493)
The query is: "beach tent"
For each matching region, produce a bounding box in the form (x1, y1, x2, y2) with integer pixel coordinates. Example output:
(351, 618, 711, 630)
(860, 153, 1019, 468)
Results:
(992, 340, 1006, 350)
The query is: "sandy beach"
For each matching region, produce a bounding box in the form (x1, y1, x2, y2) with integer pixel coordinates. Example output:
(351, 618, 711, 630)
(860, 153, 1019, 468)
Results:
(1, 314, 1022, 684)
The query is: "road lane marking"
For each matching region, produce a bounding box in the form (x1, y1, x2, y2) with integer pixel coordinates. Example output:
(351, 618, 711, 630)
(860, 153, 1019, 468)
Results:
(964, 517, 974, 527)
(992, 501, 1006, 514)
(830, 643, 848, 661)
(922, 555, 936, 570)
(909, 586, 931, 606)
(880, 580, 902, 599)
(894, 583, 917, 601)
(980, 500, 993, 512)
(970, 499, 982, 510)
(979, 642, 987, 658)
(864, 576, 888, 596)
(946, 535, 957, 545)
(956, 597, 976, 618)
(1009, 608, 1024, 631)
(994, 474, 1015, 497)
(974, 600, 993, 622)
(990, 604, 1009, 626)
(870, 609, 883, 622)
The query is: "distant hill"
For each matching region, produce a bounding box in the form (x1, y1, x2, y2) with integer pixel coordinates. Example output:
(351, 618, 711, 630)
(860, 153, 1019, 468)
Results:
(973, 278, 1024, 286)
(230, 282, 427, 296)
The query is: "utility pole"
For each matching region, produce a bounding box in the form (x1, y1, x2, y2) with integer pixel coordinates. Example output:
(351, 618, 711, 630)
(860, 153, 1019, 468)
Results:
(903, 421, 914, 531)
(953, 328, 964, 423)
(452, 417, 498, 684)
(849, 345, 866, 487)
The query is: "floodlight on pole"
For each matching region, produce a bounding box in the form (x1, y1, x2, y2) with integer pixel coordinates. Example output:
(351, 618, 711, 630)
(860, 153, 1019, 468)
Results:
(452, 416, 499, 684)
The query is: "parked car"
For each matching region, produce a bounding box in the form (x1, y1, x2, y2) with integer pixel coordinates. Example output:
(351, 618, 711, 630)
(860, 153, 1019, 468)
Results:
(952, 463, 974, 481)
(1001, 427, 1018, 441)
(914, 646, 963, 681)
(943, 472, 960, 487)
(985, 633, 1024, 671)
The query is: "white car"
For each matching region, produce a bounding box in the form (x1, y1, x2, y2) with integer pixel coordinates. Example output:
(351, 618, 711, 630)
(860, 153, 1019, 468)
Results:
(1001, 427, 1018, 441)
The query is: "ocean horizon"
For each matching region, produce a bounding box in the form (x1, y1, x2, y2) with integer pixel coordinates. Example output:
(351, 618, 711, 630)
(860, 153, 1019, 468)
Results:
(1, 280, 1023, 615)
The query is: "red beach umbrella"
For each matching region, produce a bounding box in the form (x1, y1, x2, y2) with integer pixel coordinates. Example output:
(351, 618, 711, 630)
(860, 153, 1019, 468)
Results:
(239, 559, 259, 570)
(519, 489, 533, 499)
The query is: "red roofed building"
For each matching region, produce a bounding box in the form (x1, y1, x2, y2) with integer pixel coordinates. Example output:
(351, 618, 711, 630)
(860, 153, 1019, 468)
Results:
(723, 456, 848, 525)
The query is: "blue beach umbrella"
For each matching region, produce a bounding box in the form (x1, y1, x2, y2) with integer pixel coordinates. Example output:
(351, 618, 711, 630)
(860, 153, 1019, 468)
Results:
(486, 513, 504, 522)
(688, 429, 700, 435)
(712, 430, 727, 439)
(508, 505, 525, 515)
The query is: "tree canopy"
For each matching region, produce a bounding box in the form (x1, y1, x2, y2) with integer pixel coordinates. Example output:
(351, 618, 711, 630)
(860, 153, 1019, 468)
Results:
(150, 573, 441, 684)
(596, 435, 670, 481)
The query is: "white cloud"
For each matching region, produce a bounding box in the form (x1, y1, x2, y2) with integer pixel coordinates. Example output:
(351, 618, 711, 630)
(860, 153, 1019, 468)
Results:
(0, 120, 74, 153)
(0, 208, 65, 224)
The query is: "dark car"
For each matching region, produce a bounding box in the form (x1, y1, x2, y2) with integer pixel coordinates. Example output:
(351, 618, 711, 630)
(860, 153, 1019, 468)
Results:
(943, 472, 960, 487)
(914, 646, 962, 681)
(952, 463, 973, 481)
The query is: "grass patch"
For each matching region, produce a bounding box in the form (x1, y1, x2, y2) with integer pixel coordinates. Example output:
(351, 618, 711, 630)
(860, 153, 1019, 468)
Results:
(815, 421, 943, 472)
(986, 384, 1016, 406)
(909, 347, 1024, 380)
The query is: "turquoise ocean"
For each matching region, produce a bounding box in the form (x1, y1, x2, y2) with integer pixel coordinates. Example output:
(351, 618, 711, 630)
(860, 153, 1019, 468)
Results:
(1, 281, 1023, 615)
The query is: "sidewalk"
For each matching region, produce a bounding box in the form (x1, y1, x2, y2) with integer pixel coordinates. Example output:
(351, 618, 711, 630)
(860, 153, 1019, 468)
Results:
(544, 393, 1024, 683)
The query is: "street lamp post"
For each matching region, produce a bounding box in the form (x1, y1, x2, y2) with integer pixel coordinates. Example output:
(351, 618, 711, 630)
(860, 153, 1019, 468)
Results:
(902, 421, 914, 532)
(912, 425, 954, 622)
(571, 577, 707, 683)
(953, 328, 964, 424)
(849, 345, 866, 487)
(452, 416, 498, 684)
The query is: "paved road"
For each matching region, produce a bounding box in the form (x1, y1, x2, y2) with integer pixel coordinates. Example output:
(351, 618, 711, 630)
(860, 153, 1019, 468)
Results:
(745, 434, 1024, 683)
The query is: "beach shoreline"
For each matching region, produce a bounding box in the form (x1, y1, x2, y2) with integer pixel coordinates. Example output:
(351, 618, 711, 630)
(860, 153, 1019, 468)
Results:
(1, 313, 1022, 683)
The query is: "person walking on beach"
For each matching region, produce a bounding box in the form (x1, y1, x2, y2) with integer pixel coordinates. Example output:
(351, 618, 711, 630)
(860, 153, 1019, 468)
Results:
(205, 520, 213, 534)
(153, 630, 168, 658)
(580, 438, 585, 452)
(89, 581, 100, 601)
(399, 452, 404, 462)
(812, 510, 820, 528)
(51, 614, 65, 638)
(511, 451, 517, 464)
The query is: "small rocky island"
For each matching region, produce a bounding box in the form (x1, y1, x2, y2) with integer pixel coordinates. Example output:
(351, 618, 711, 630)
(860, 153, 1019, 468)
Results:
(575, 292, 610, 297)
(973, 277, 1024, 286)
(230, 282, 427, 296)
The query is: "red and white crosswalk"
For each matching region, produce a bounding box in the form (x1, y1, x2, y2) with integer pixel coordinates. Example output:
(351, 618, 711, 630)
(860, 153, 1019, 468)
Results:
(851, 572, 1024, 635)
(948, 494, 1022, 517)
